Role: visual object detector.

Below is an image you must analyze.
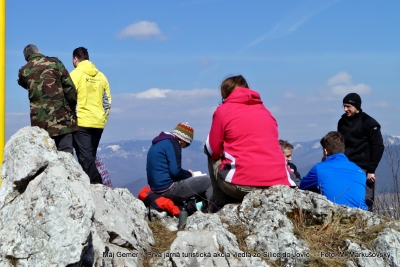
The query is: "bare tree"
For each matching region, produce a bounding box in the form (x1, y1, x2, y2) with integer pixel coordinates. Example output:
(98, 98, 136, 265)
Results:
(375, 139, 400, 219)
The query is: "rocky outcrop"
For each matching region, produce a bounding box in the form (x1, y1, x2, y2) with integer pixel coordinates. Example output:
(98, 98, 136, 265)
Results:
(148, 176, 399, 267)
(1, 126, 400, 267)
(0, 127, 153, 267)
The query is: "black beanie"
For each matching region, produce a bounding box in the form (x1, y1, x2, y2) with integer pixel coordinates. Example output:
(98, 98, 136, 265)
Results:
(343, 93, 361, 110)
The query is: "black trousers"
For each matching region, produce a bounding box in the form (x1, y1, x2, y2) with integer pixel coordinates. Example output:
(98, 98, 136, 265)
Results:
(73, 127, 103, 184)
(362, 169, 375, 212)
(366, 181, 375, 212)
(52, 133, 73, 154)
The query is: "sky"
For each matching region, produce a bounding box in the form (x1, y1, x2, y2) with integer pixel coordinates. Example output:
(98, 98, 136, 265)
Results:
(5, 0, 400, 143)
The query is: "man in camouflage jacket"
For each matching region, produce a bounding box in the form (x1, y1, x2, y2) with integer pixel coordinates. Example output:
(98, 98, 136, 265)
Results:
(18, 44, 79, 154)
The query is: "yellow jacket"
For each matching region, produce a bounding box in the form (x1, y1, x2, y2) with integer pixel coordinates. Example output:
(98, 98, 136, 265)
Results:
(70, 60, 111, 128)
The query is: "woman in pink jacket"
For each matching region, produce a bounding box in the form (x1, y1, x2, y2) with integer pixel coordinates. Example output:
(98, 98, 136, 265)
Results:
(206, 75, 295, 207)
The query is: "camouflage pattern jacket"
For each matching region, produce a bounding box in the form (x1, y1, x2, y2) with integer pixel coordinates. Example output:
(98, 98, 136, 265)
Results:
(18, 53, 79, 137)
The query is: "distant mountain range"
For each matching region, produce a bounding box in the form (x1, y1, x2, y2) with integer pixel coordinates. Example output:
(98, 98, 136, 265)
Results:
(97, 135, 400, 197)
(97, 139, 208, 196)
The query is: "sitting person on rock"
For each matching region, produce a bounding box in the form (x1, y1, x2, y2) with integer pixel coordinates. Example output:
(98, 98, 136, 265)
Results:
(146, 123, 213, 209)
(205, 75, 295, 208)
(300, 131, 368, 210)
(279, 140, 302, 187)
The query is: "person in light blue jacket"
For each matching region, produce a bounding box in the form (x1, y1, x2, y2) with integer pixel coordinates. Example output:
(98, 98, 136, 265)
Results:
(300, 131, 368, 210)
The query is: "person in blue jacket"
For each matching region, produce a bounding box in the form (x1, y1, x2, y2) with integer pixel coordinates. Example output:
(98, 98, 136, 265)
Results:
(300, 131, 368, 210)
(146, 122, 212, 206)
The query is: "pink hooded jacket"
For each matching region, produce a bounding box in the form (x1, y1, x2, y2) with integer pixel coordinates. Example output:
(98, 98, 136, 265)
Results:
(206, 87, 294, 187)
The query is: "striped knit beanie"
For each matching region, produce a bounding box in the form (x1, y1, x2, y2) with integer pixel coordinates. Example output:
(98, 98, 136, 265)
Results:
(172, 122, 194, 143)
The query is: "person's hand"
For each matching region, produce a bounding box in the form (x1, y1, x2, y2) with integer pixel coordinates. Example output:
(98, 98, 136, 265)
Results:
(188, 169, 194, 176)
(367, 173, 376, 184)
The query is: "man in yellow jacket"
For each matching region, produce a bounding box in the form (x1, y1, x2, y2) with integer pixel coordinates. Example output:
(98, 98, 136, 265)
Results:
(70, 47, 111, 184)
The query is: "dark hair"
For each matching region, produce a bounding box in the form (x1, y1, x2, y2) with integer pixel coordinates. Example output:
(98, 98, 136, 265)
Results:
(220, 75, 249, 100)
(320, 131, 345, 156)
(279, 140, 294, 152)
(23, 44, 39, 61)
(72, 47, 89, 60)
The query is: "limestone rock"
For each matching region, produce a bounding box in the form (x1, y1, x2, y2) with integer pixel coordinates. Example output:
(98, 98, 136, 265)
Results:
(165, 212, 270, 267)
(346, 240, 388, 267)
(0, 126, 59, 209)
(148, 209, 179, 231)
(0, 127, 153, 267)
(373, 228, 400, 266)
(91, 185, 153, 252)
(239, 189, 309, 266)
(0, 152, 95, 266)
(218, 203, 241, 227)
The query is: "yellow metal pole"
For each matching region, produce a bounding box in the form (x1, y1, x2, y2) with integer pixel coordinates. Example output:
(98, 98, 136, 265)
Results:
(0, 0, 5, 186)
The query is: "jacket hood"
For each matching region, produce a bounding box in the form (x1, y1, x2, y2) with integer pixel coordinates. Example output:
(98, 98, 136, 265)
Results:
(75, 60, 99, 77)
(152, 131, 178, 144)
(224, 87, 263, 105)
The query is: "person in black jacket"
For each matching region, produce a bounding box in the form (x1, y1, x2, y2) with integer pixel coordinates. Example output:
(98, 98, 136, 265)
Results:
(337, 93, 384, 211)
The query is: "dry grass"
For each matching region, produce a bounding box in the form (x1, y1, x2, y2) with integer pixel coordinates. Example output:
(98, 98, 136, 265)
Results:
(226, 223, 249, 251)
(141, 208, 396, 267)
(5, 256, 18, 266)
(288, 207, 388, 267)
(375, 192, 400, 220)
(143, 221, 178, 267)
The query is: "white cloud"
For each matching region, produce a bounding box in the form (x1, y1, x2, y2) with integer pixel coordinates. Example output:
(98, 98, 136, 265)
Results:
(126, 88, 219, 100)
(284, 92, 296, 98)
(106, 145, 121, 152)
(134, 88, 171, 99)
(118, 21, 166, 40)
(351, 83, 372, 94)
(327, 72, 372, 96)
(330, 85, 350, 96)
(327, 72, 351, 86)
(167, 88, 219, 99)
(373, 100, 390, 108)
(307, 123, 318, 128)
(101, 88, 221, 143)
(244, 0, 340, 49)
